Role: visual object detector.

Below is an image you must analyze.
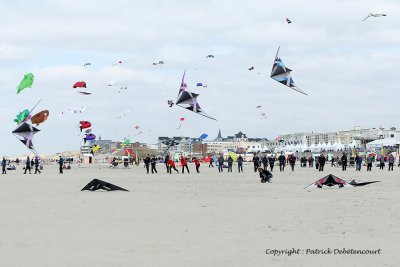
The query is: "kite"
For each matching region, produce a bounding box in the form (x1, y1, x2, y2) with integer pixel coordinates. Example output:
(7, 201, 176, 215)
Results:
(58, 106, 87, 120)
(256, 105, 262, 109)
(81, 179, 129, 192)
(349, 180, 381, 187)
(83, 133, 96, 144)
(134, 125, 142, 135)
(16, 73, 34, 94)
(73, 81, 86, 88)
(79, 121, 91, 132)
(175, 71, 216, 120)
(199, 133, 208, 140)
(271, 47, 307, 95)
(122, 138, 131, 146)
(91, 145, 101, 154)
(112, 60, 123, 66)
(260, 113, 267, 119)
(286, 18, 292, 24)
(176, 117, 185, 129)
(14, 109, 30, 125)
(167, 100, 174, 107)
(248, 66, 254, 71)
(362, 13, 386, 21)
(31, 110, 49, 126)
(83, 63, 91, 66)
(161, 138, 180, 154)
(206, 55, 214, 58)
(196, 83, 207, 88)
(12, 122, 40, 155)
(78, 91, 91, 95)
(304, 174, 353, 189)
(118, 87, 128, 93)
(153, 61, 165, 65)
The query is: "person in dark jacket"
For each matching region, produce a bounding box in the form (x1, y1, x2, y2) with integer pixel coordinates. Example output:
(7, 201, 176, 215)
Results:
(258, 167, 273, 183)
(34, 156, 41, 174)
(341, 153, 348, 171)
(268, 156, 275, 171)
(218, 155, 224, 172)
(252, 154, 260, 172)
(24, 156, 32, 174)
(308, 156, 314, 167)
(58, 156, 64, 174)
(144, 154, 151, 174)
(278, 153, 286, 172)
(388, 154, 394, 171)
(261, 156, 268, 170)
(354, 154, 360, 171)
(209, 156, 214, 168)
(164, 155, 170, 173)
(318, 154, 326, 172)
(150, 155, 157, 174)
(237, 155, 244, 173)
(227, 156, 233, 172)
(1, 157, 6, 174)
(288, 154, 296, 171)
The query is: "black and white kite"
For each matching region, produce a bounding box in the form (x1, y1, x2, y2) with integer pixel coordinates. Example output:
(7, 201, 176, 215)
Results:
(271, 47, 307, 95)
(362, 13, 386, 21)
(12, 122, 40, 155)
(175, 71, 216, 120)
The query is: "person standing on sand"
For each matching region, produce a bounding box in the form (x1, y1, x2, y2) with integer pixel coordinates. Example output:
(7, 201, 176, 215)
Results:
(194, 157, 201, 173)
(269, 155, 275, 171)
(354, 154, 359, 171)
(252, 154, 260, 172)
(318, 154, 326, 172)
(278, 152, 285, 172)
(227, 156, 233, 172)
(34, 156, 41, 174)
(150, 155, 157, 174)
(164, 155, 170, 173)
(289, 154, 296, 171)
(341, 153, 348, 171)
(218, 155, 224, 172)
(238, 155, 244, 172)
(379, 155, 385, 170)
(180, 156, 190, 173)
(388, 154, 394, 171)
(58, 156, 64, 174)
(24, 156, 31, 174)
(1, 157, 6, 174)
(168, 159, 179, 174)
(262, 155, 268, 170)
(366, 154, 373, 171)
(209, 156, 214, 168)
(357, 155, 363, 171)
(144, 154, 151, 174)
(308, 156, 314, 168)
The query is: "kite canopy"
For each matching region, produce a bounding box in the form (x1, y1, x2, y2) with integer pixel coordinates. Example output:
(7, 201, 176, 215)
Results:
(17, 73, 34, 94)
(176, 71, 216, 121)
(73, 81, 87, 88)
(271, 47, 307, 95)
(91, 145, 101, 154)
(199, 133, 208, 140)
(31, 110, 49, 126)
(79, 121, 91, 131)
(12, 122, 40, 155)
(85, 134, 96, 141)
(304, 174, 354, 189)
(81, 179, 129, 191)
(14, 109, 30, 125)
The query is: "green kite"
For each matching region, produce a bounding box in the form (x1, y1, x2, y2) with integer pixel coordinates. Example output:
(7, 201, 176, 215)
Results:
(17, 73, 35, 94)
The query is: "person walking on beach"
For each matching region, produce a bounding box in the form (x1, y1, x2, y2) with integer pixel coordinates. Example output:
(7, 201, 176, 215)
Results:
(34, 156, 41, 174)
(278, 152, 285, 172)
(24, 156, 32, 174)
(258, 167, 273, 183)
(262, 155, 268, 170)
(341, 153, 348, 171)
(238, 155, 244, 172)
(388, 154, 394, 171)
(164, 155, 170, 173)
(1, 157, 6, 174)
(355, 154, 360, 171)
(308, 156, 314, 167)
(180, 156, 190, 173)
(252, 154, 260, 172)
(209, 156, 214, 168)
(194, 157, 201, 173)
(58, 156, 64, 174)
(218, 155, 224, 172)
(144, 154, 151, 174)
(318, 154, 326, 172)
(331, 157, 335, 167)
(379, 154, 385, 170)
(150, 155, 157, 174)
(168, 159, 179, 174)
(356, 155, 363, 171)
(227, 156, 233, 172)
(269, 155, 275, 171)
(366, 154, 373, 171)
(289, 153, 296, 171)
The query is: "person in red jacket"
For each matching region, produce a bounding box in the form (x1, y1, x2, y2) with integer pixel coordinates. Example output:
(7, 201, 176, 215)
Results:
(168, 159, 179, 174)
(193, 157, 200, 173)
(180, 156, 190, 173)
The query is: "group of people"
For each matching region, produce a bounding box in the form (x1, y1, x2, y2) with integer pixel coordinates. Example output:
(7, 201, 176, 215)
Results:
(143, 154, 201, 174)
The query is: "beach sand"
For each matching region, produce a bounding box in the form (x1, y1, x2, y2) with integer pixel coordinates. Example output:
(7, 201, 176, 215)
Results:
(0, 163, 399, 266)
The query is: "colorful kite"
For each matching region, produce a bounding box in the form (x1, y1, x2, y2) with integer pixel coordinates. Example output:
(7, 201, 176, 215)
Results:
(175, 71, 216, 120)
(79, 121, 91, 132)
(270, 47, 307, 95)
(304, 174, 353, 189)
(196, 83, 207, 88)
(17, 73, 34, 94)
(31, 110, 49, 126)
(14, 110, 30, 125)
(12, 122, 40, 155)
(73, 81, 87, 88)
(91, 145, 101, 154)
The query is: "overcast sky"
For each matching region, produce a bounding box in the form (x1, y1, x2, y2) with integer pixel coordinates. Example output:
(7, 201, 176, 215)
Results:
(0, 0, 399, 156)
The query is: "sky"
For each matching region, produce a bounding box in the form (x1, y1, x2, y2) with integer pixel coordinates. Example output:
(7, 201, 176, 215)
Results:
(0, 0, 399, 156)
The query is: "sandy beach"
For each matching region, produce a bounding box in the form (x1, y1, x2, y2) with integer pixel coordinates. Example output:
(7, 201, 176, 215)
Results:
(0, 163, 398, 266)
